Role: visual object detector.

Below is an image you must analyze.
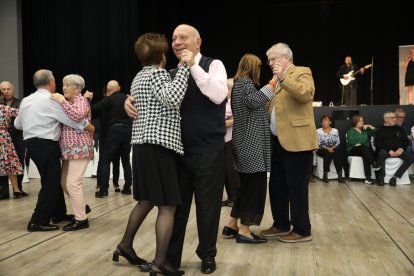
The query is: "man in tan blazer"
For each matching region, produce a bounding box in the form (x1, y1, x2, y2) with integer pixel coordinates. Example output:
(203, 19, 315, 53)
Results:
(260, 43, 318, 243)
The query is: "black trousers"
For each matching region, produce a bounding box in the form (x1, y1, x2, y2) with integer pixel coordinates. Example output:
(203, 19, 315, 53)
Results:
(316, 148, 343, 174)
(377, 149, 414, 178)
(224, 140, 240, 200)
(167, 149, 225, 267)
(26, 138, 66, 225)
(268, 136, 313, 237)
(349, 145, 375, 179)
(97, 124, 132, 192)
(14, 139, 27, 190)
(96, 133, 121, 187)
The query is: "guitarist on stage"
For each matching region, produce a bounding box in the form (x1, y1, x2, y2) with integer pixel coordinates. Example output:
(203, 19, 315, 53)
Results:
(336, 56, 365, 106)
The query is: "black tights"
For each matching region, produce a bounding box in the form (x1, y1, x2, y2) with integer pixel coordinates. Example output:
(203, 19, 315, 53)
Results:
(118, 200, 176, 268)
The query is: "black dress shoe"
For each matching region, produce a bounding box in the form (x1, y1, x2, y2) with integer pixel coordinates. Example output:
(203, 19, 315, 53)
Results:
(63, 219, 89, 231)
(95, 190, 108, 198)
(51, 214, 75, 224)
(112, 245, 146, 265)
(113, 184, 121, 192)
(389, 176, 397, 186)
(201, 256, 216, 274)
(121, 188, 131, 195)
(236, 233, 268, 244)
(27, 222, 59, 232)
(222, 226, 238, 237)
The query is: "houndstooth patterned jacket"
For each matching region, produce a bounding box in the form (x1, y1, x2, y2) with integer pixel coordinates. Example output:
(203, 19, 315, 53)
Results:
(130, 64, 190, 155)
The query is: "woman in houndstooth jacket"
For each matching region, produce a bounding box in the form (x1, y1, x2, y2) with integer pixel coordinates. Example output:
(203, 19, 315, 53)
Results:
(113, 33, 194, 275)
(221, 53, 276, 244)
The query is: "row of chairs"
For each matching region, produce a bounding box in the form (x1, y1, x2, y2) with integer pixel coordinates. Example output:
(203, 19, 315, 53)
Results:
(313, 153, 412, 185)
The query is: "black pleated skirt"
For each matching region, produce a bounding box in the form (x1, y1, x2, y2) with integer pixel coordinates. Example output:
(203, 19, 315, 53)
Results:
(132, 143, 181, 206)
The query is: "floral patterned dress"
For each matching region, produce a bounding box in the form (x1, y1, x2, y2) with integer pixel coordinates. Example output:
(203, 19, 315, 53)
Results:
(0, 105, 23, 176)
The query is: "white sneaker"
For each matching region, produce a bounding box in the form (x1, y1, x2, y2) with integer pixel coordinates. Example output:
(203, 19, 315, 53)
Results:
(372, 162, 381, 171)
(365, 179, 374, 184)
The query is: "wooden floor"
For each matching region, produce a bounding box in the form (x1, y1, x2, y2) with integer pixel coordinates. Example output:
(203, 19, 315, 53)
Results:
(1, 177, 414, 276)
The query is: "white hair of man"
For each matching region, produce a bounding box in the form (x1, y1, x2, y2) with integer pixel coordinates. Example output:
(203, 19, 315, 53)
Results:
(266, 42, 294, 63)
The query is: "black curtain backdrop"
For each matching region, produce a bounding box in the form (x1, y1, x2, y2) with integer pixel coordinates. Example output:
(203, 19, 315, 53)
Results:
(21, 0, 414, 105)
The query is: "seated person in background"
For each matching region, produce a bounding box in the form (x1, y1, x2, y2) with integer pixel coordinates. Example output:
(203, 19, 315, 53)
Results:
(346, 114, 380, 184)
(316, 114, 344, 183)
(374, 111, 414, 186)
(394, 108, 411, 138)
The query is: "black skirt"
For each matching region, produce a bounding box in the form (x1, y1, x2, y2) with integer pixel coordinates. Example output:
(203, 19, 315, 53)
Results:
(132, 143, 181, 206)
(230, 171, 267, 226)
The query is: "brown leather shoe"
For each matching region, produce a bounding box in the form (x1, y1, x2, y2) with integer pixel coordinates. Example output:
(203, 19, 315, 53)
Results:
(260, 226, 291, 237)
(279, 232, 312, 243)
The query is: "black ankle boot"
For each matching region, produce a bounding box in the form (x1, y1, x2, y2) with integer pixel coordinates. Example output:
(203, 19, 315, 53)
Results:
(322, 172, 329, 183)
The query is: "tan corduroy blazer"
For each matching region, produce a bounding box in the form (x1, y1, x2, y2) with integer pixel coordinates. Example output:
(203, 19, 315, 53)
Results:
(268, 65, 318, 152)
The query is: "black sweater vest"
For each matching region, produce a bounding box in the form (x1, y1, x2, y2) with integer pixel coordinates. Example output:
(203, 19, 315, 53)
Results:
(170, 56, 226, 153)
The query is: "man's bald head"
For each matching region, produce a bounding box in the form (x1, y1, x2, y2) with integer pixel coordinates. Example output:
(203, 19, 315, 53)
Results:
(106, 80, 120, 95)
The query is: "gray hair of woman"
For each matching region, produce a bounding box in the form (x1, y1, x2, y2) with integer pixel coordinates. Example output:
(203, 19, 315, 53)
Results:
(63, 74, 85, 91)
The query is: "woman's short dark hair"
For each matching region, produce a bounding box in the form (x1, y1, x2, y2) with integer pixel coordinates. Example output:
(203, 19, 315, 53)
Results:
(320, 114, 332, 123)
(134, 33, 168, 66)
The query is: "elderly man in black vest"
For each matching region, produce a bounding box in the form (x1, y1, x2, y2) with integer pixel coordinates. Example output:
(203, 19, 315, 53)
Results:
(125, 24, 227, 274)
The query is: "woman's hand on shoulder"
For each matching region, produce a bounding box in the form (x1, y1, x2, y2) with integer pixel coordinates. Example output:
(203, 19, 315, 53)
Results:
(50, 92, 65, 104)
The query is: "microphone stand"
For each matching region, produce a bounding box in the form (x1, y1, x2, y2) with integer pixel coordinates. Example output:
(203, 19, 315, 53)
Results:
(370, 56, 374, 105)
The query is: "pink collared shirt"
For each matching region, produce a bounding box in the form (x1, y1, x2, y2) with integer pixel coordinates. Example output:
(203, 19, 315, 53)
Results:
(224, 99, 233, 142)
(186, 52, 228, 105)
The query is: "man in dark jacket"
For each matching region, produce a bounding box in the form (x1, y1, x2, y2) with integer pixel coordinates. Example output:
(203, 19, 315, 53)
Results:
(374, 111, 414, 186)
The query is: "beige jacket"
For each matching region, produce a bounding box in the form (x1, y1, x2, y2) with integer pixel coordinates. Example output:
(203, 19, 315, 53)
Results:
(268, 65, 318, 152)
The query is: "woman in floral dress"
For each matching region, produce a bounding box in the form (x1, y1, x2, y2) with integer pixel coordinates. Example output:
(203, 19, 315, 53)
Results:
(0, 104, 25, 198)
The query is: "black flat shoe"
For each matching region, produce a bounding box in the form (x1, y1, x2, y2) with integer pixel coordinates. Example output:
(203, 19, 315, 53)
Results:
(236, 233, 268, 244)
(149, 263, 184, 276)
(51, 214, 75, 224)
(63, 219, 89, 231)
(222, 226, 238, 237)
(112, 245, 146, 265)
(13, 192, 25, 198)
(27, 222, 59, 232)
